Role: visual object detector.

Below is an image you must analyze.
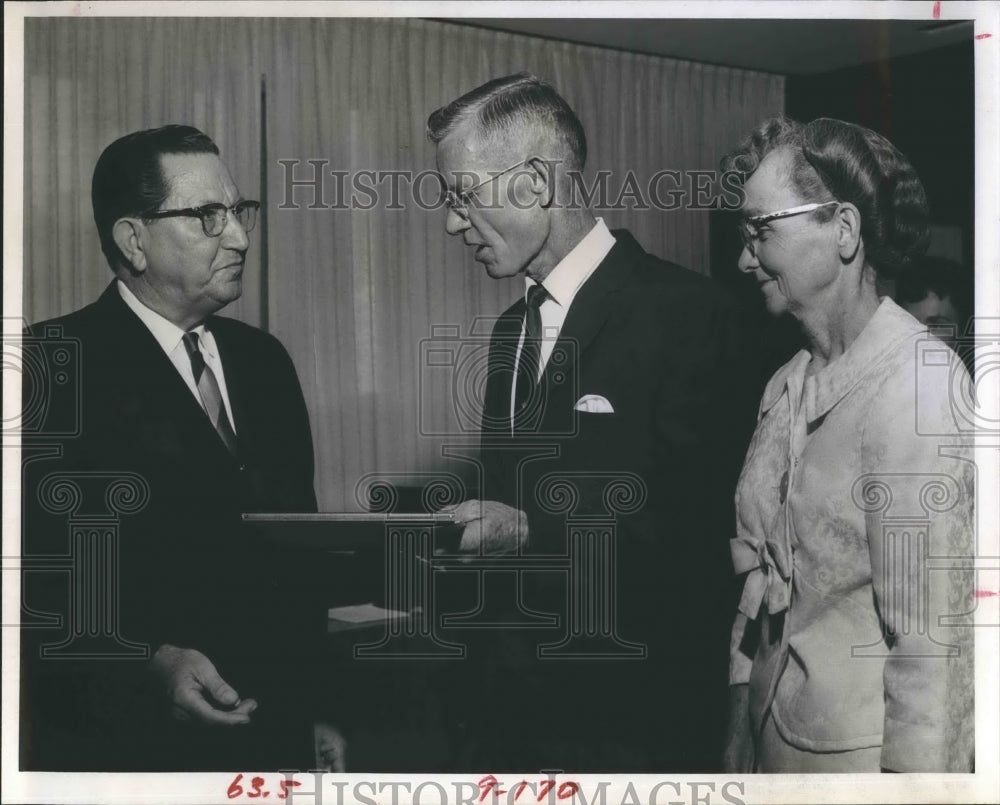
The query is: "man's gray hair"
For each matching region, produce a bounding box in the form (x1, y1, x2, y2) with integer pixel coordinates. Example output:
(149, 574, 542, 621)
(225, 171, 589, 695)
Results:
(427, 72, 587, 170)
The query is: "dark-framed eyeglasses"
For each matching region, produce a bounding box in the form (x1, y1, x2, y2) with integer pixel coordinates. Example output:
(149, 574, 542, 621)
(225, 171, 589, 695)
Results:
(143, 200, 261, 237)
(444, 160, 526, 218)
(737, 200, 840, 256)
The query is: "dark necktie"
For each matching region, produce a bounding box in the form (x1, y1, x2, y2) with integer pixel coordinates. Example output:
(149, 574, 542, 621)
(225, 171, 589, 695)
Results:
(182, 331, 239, 455)
(512, 283, 550, 429)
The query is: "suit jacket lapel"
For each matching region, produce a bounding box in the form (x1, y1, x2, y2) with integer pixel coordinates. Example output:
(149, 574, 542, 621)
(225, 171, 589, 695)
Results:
(540, 232, 637, 406)
(96, 284, 239, 463)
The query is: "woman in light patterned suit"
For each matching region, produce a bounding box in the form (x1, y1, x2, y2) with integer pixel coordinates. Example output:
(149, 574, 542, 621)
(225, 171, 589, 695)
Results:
(720, 117, 974, 773)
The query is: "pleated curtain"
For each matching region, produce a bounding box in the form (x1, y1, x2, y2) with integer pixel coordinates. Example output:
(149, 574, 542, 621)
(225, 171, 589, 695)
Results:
(23, 17, 784, 509)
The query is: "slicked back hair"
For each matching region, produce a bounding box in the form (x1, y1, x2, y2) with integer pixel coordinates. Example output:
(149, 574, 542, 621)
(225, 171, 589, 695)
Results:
(427, 72, 587, 171)
(92, 124, 220, 272)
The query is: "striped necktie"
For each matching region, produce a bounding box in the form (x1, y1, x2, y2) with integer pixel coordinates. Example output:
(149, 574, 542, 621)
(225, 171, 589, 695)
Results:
(512, 283, 550, 430)
(181, 331, 239, 455)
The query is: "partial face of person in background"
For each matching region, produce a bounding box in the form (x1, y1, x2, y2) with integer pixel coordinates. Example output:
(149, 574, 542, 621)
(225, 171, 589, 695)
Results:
(118, 152, 250, 326)
(901, 292, 961, 331)
(736, 148, 842, 319)
(435, 119, 549, 281)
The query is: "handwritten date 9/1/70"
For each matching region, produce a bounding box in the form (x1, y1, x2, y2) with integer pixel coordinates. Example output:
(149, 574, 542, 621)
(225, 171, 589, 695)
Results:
(478, 775, 580, 801)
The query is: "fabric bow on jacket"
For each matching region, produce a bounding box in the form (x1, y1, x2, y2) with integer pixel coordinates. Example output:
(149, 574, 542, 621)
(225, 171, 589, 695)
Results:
(731, 535, 792, 619)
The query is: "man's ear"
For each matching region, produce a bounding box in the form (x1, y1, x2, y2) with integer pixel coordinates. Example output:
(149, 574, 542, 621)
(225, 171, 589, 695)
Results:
(835, 202, 863, 264)
(525, 156, 557, 208)
(112, 218, 147, 273)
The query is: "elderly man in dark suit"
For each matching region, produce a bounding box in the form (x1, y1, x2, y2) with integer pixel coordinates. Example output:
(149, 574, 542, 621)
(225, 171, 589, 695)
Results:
(21, 125, 330, 771)
(429, 74, 759, 771)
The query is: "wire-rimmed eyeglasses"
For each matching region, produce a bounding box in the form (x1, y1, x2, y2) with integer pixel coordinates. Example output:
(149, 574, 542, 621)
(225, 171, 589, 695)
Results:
(737, 200, 840, 257)
(143, 200, 261, 237)
(444, 160, 526, 218)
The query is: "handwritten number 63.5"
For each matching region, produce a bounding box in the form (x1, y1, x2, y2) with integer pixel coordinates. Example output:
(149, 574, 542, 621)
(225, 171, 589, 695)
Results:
(227, 774, 301, 799)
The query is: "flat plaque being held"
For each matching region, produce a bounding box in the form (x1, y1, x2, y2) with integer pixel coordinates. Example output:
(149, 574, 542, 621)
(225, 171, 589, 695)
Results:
(240, 511, 460, 551)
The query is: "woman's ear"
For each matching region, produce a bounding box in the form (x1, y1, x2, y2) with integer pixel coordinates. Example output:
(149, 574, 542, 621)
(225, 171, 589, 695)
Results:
(835, 202, 863, 264)
(112, 218, 147, 273)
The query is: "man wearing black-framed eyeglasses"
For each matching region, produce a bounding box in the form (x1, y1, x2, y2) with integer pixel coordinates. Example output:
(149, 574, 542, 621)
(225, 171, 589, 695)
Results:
(142, 198, 261, 238)
(109, 143, 257, 332)
(22, 125, 327, 772)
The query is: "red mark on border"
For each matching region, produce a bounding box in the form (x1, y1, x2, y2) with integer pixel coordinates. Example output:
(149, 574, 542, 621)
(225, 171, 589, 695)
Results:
(974, 589, 998, 598)
(477, 776, 580, 802)
(975, 33, 993, 40)
(226, 775, 300, 800)
(932, 1, 941, 19)
(479, 776, 505, 802)
(72, 2, 81, 15)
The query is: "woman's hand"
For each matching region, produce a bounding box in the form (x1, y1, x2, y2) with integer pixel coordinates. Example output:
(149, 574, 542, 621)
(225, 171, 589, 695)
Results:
(722, 684, 754, 773)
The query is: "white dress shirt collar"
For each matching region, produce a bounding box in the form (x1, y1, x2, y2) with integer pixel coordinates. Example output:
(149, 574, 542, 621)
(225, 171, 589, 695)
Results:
(116, 280, 236, 433)
(525, 217, 615, 307)
(117, 280, 215, 356)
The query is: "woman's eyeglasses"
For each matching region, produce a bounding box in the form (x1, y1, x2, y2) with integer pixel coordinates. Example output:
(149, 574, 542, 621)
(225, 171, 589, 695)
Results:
(737, 200, 840, 256)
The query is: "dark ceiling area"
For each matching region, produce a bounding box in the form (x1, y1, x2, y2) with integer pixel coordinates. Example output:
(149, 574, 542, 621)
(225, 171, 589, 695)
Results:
(445, 17, 973, 75)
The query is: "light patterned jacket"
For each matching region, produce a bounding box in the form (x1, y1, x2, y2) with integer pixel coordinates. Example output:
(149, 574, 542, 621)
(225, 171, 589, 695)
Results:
(730, 298, 975, 772)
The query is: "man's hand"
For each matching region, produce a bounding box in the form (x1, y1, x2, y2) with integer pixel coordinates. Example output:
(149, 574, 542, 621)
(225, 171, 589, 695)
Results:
(438, 499, 528, 554)
(150, 644, 257, 726)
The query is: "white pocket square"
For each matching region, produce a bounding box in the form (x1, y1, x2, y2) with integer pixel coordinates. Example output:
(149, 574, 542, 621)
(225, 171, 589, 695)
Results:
(574, 394, 614, 414)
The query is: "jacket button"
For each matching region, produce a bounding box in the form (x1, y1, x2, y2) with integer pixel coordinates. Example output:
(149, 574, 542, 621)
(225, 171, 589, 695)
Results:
(239, 464, 246, 472)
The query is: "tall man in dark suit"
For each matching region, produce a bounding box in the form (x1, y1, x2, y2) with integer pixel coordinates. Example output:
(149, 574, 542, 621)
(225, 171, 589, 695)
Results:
(428, 74, 759, 771)
(21, 126, 326, 771)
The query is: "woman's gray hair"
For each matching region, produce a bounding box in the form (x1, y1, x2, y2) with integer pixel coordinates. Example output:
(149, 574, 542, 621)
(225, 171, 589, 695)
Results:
(722, 116, 930, 278)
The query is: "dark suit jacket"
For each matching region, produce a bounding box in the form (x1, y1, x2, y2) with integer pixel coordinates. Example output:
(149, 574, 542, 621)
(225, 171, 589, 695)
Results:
(465, 230, 760, 771)
(20, 282, 320, 770)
